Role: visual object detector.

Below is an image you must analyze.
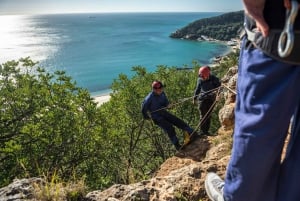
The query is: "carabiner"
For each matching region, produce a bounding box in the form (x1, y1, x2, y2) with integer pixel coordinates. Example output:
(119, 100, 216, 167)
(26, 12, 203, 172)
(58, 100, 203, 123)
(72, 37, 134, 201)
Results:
(278, 0, 299, 58)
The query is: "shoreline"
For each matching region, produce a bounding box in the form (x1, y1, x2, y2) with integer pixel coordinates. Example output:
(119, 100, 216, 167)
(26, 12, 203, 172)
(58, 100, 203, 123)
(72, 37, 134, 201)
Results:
(208, 42, 237, 68)
(92, 94, 111, 106)
(90, 40, 237, 106)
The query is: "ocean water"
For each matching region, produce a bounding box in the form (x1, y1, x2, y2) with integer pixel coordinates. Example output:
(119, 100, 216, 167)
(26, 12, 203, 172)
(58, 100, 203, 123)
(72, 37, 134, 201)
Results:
(0, 12, 230, 95)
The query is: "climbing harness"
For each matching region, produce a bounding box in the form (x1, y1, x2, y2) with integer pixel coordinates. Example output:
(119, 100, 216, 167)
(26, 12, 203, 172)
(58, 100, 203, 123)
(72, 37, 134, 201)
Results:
(243, 1, 300, 65)
(278, 0, 299, 57)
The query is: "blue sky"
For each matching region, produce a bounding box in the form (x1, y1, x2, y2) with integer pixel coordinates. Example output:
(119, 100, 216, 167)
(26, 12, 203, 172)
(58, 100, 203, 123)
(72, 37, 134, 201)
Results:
(0, 0, 243, 15)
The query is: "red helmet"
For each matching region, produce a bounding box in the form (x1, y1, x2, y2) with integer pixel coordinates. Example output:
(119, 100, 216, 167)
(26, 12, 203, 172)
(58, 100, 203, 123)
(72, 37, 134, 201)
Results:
(198, 66, 210, 78)
(152, 81, 163, 89)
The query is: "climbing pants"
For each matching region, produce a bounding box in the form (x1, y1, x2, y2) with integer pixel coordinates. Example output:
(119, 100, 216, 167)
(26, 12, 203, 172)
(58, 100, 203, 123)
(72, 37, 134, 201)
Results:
(223, 38, 300, 201)
(199, 98, 214, 133)
(153, 111, 193, 145)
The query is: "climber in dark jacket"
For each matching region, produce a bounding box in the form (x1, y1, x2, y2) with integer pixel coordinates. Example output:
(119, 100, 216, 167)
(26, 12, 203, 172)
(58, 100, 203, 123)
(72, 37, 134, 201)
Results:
(193, 66, 221, 135)
(142, 80, 195, 150)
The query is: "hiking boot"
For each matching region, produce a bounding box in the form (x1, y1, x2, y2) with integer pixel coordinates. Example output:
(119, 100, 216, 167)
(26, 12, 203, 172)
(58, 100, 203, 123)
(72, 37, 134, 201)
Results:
(183, 131, 190, 146)
(190, 132, 201, 141)
(205, 172, 225, 201)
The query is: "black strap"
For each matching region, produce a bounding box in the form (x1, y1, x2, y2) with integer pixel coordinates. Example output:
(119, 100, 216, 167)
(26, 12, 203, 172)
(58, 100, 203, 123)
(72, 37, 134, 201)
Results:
(243, 22, 300, 65)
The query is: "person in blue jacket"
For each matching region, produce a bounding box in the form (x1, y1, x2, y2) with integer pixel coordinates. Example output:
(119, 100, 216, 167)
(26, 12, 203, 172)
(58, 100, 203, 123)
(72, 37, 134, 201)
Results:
(205, 0, 300, 201)
(141, 80, 195, 150)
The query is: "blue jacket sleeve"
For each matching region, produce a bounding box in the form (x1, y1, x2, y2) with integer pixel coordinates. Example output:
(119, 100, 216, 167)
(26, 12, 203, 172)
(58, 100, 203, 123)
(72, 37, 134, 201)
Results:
(141, 94, 151, 119)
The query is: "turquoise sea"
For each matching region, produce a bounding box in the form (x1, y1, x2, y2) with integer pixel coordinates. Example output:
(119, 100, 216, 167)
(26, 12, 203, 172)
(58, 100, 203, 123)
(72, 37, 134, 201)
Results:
(0, 12, 231, 95)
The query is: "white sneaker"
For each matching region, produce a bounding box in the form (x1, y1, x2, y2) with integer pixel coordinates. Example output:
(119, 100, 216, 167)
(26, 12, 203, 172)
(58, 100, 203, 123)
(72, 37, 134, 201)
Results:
(205, 172, 225, 201)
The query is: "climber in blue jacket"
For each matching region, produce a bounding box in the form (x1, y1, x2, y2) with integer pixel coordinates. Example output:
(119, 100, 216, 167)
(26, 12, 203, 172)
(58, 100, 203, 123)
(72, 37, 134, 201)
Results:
(141, 80, 196, 150)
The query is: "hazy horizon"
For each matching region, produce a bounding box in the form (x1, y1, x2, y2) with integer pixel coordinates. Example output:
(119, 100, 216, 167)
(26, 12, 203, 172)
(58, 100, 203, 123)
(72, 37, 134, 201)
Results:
(0, 0, 243, 15)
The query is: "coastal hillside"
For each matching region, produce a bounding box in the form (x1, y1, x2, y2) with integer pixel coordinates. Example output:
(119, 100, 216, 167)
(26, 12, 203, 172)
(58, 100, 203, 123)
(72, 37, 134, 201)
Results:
(170, 10, 244, 41)
(0, 13, 242, 201)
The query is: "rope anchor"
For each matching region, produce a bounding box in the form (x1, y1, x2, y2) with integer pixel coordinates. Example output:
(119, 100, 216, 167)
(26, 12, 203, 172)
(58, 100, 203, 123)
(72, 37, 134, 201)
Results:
(278, 0, 299, 58)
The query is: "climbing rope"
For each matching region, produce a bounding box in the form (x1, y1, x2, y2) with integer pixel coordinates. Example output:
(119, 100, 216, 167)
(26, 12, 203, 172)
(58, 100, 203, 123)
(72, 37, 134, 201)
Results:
(191, 84, 237, 136)
(221, 83, 237, 95)
(189, 86, 222, 136)
(149, 86, 222, 114)
(145, 84, 237, 151)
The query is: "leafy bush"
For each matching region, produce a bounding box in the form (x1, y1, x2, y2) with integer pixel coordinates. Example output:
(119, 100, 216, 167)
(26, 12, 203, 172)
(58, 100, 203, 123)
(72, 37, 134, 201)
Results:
(0, 57, 101, 187)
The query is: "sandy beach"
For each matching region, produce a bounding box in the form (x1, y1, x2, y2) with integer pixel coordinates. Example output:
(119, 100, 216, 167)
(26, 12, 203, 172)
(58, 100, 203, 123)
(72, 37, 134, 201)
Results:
(92, 94, 111, 106)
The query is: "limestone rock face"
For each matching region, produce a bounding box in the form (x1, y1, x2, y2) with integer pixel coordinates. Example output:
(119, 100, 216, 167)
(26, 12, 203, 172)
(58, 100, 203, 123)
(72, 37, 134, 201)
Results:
(84, 135, 231, 201)
(0, 178, 44, 201)
(219, 103, 235, 131)
(219, 66, 237, 132)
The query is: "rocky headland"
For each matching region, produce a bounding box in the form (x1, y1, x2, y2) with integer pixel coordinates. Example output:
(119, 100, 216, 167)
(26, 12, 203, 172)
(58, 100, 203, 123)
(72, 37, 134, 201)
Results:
(169, 10, 244, 42)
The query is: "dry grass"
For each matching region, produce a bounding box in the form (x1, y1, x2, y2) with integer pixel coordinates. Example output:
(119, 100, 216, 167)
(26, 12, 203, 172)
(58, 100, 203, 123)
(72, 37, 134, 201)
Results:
(33, 172, 86, 201)
(212, 128, 233, 156)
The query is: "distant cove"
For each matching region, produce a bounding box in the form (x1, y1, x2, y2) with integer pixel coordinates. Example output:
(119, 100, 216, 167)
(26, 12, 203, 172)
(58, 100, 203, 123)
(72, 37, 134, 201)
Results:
(0, 12, 231, 95)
